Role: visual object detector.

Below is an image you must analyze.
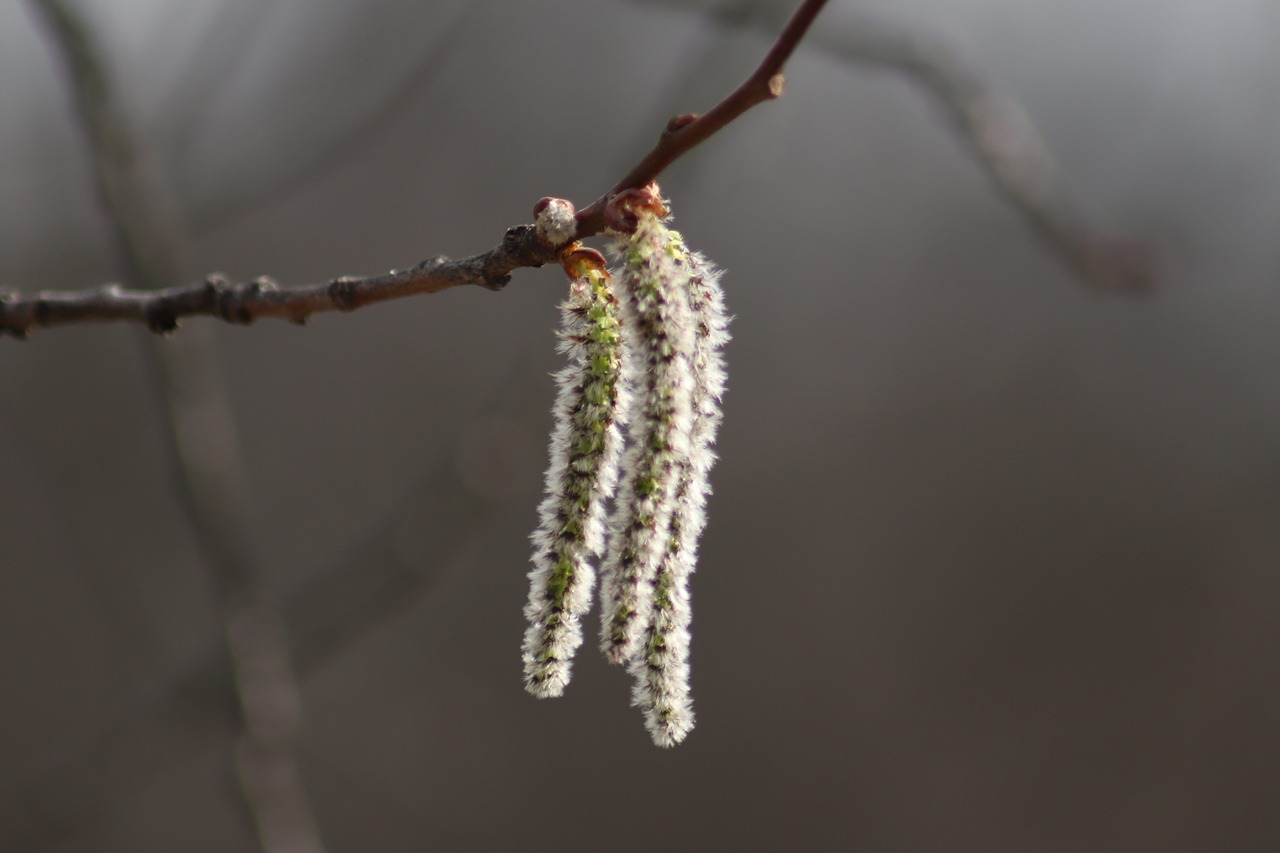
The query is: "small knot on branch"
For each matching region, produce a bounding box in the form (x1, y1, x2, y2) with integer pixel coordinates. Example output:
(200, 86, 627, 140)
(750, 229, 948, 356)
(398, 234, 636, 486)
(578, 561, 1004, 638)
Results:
(0, 289, 32, 339)
(665, 113, 699, 134)
(203, 273, 230, 310)
(502, 225, 531, 252)
(230, 276, 278, 324)
(329, 276, 362, 311)
(208, 274, 277, 324)
(146, 308, 178, 334)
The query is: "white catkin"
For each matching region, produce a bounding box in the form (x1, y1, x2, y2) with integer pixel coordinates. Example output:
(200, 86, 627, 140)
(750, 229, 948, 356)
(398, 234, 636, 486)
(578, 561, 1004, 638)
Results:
(598, 211, 697, 666)
(522, 266, 626, 697)
(628, 247, 729, 747)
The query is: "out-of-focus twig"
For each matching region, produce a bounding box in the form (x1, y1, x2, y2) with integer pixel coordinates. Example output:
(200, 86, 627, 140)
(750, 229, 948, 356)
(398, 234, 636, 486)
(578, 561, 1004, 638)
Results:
(0, 460, 486, 852)
(158, 0, 280, 160)
(186, 2, 474, 235)
(647, 0, 1155, 290)
(24, 2, 327, 852)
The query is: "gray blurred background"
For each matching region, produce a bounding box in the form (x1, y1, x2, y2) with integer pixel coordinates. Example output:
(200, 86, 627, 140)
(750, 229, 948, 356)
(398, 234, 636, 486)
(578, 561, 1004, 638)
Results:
(2, 0, 1278, 850)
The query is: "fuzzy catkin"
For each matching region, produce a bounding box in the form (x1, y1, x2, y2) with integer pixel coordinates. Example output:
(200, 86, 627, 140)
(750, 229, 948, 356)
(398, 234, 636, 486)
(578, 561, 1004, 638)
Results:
(628, 248, 729, 747)
(521, 187, 728, 748)
(522, 265, 626, 697)
(598, 210, 697, 666)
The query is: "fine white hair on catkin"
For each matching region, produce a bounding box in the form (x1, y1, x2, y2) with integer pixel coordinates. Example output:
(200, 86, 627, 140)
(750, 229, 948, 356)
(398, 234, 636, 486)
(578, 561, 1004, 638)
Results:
(627, 247, 729, 747)
(598, 209, 697, 668)
(522, 265, 626, 697)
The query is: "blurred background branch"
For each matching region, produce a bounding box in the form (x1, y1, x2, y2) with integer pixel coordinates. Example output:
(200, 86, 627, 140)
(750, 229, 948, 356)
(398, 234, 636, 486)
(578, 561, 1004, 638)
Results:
(25, 1, 326, 850)
(0, 456, 487, 852)
(181, 3, 475, 235)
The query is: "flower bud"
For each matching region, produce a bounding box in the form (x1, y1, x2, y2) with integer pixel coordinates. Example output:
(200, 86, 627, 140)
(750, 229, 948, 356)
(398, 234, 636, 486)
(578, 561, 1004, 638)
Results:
(534, 197, 578, 247)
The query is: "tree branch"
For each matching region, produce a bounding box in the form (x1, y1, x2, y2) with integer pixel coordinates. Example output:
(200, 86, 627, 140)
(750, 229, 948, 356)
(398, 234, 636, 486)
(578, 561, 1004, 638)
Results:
(2, 0, 830, 338)
(0, 228, 559, 336)
(575, 0, 826, 232)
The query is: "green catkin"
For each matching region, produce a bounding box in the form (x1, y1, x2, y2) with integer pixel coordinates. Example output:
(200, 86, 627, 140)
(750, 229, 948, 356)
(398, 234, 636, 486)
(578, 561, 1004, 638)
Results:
(522, 264, 626, 697)
(522, 188, 728, 748)
(627, 248, 729, 747)
(598, 208, 698, 666)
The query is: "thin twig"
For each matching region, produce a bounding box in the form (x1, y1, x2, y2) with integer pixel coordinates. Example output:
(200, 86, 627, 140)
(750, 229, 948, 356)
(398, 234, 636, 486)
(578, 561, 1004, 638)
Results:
(0, 231, 559, 337)
(576, 0, 828, 232)
(649, 0, 1155, 290)
(25, 2, 328, 852)
(2, 0, 830, 337)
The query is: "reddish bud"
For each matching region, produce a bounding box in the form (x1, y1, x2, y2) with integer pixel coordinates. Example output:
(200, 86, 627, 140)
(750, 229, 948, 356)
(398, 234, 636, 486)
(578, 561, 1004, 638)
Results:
(560, 245, 610, 280)
(534, 197, 578, 246)
(604, 183, 669, 233)
(666, 113, 698, 133)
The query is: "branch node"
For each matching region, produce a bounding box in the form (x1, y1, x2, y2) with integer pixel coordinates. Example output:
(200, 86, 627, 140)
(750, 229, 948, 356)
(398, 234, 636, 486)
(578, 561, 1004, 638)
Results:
(503, 225, 529, 250)
(329, 276, 362, 311)
(767, 73, 787, 98)
(0, 290, 29, 339)
(666, 113, 699, 133)
(203, 272, 229, 299)
(146, 308, 179, 335)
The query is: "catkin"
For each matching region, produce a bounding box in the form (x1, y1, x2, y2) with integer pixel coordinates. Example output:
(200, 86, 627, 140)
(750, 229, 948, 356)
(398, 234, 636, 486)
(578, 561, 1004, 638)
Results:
(523, 262, 626, 697)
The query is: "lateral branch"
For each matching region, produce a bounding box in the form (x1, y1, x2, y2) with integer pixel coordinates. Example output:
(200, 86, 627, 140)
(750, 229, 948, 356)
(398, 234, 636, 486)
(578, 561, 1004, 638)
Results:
(0, 225, 560, 336)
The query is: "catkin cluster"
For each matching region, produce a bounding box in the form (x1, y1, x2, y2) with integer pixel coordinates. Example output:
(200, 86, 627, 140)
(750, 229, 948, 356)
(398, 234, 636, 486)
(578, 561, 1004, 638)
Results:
(522, 187, 728, 747)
